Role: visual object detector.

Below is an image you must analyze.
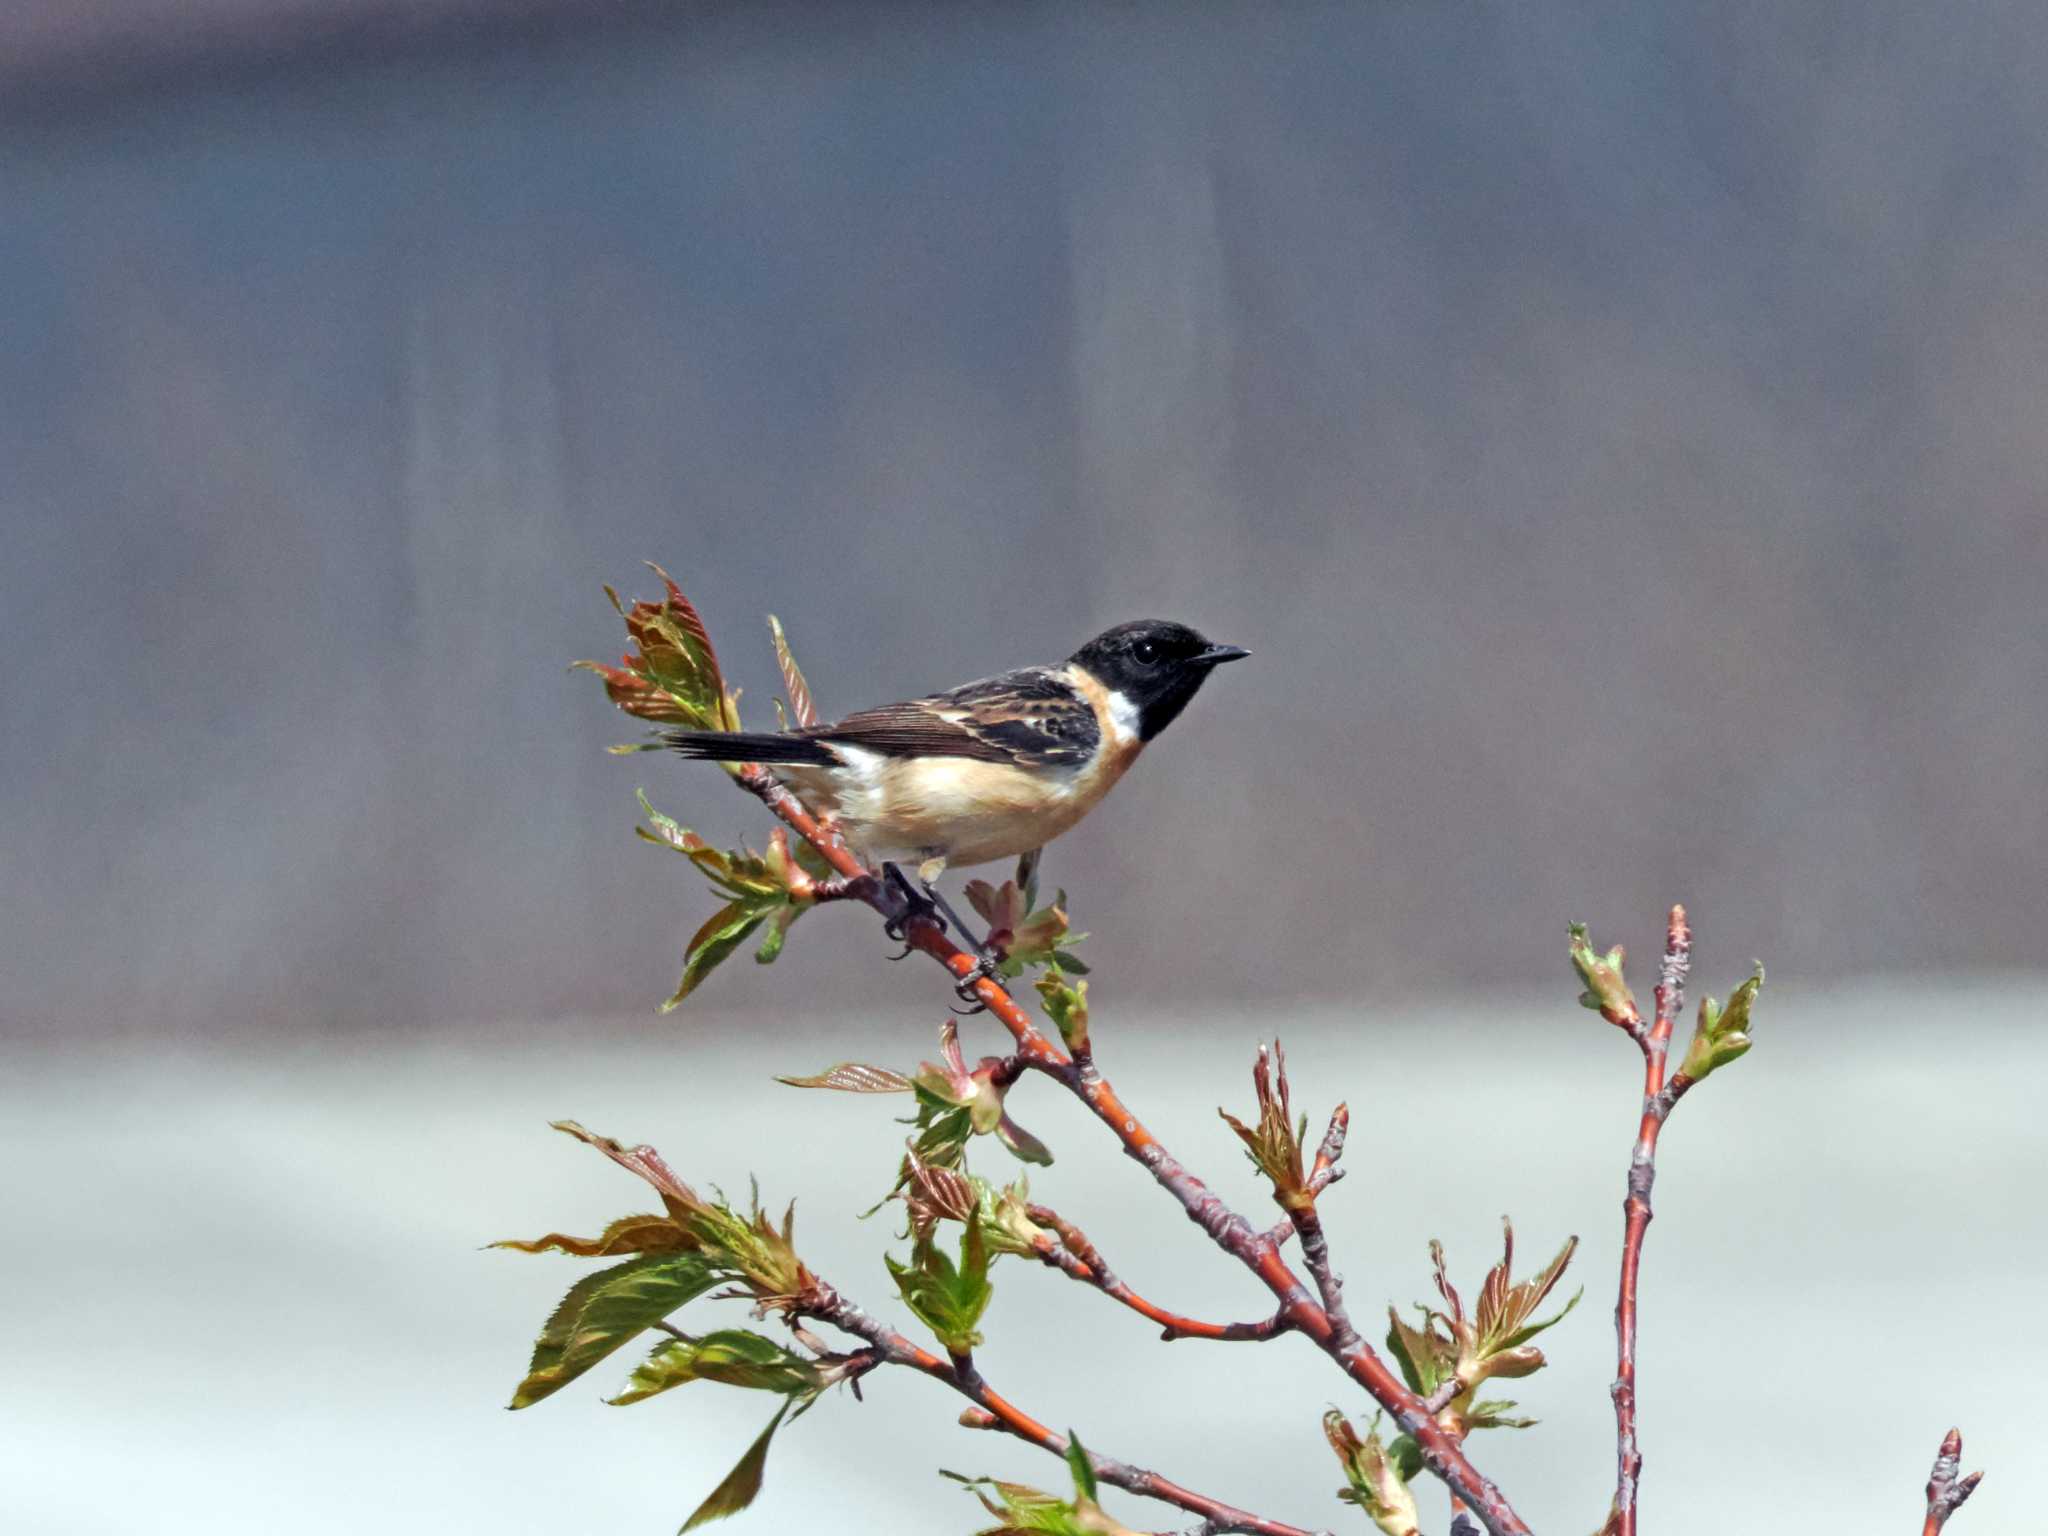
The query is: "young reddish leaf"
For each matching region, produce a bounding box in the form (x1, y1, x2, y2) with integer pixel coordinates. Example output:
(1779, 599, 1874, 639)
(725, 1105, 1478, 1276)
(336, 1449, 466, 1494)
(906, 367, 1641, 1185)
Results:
(1218, 1042, 1311, 1209)
(1477, 1224, 1581, 1354)
(491, 1212, 692, 1257)
(775, 1063, 913, 1093)
(571, 658, 694, 723)
(766, 615, 818, 729)
(549, 1120, 704, 1220)
(993, 1112, 1054, 1167)
(680, 1401, 791, 1531)
(509, 1252, 724, 1408)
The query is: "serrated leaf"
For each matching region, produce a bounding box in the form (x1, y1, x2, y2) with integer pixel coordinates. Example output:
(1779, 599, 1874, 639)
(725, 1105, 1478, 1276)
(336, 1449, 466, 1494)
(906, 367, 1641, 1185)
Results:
(491, 1212, 692, 1257)
(609, 1329, 828, 1405)
(509, 1251, 724, 1408)
(776, 1063, 913, 1093)
(680, 1400, 790, 1531)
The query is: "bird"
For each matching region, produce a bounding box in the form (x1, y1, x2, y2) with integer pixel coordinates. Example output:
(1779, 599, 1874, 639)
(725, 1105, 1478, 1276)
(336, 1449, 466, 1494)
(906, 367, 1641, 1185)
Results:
(658, 618, 1248, 949)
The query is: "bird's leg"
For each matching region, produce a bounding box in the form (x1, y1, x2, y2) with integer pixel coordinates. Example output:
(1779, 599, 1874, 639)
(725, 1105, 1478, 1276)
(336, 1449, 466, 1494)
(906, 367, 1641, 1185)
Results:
(879, 861, 945, 957)
(913, 856, 1007, 1010)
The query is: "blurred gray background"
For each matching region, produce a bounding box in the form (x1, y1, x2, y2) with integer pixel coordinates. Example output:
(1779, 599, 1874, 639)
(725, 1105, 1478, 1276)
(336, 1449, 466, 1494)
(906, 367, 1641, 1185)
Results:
(1, 3, 2042, 1535)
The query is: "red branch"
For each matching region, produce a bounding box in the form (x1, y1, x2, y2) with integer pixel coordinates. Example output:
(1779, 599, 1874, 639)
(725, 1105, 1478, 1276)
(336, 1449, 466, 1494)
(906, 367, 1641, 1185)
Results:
(1600, 904, 1691, 1536)
(733, 765, 1534, 1536)
(1026, 1202, 1289, 1342)
(803, 1278, 1328, 1536)
(1921, 1427, 1983, 1536)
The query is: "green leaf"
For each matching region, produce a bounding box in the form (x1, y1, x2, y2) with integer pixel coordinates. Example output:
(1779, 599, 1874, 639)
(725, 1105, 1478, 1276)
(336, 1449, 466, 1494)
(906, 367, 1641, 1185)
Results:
(1064, 1431, 1099, 1503)
(680, 1401, 791, 1531)
(510, 1252, 724, 1408)
(754, 906, 799, 965)
(609, 1330, 829, 1406)
(940, 1471, 1100, 1536)
(663, 901, 770, 1011)
(887, 1217, 994, 1354)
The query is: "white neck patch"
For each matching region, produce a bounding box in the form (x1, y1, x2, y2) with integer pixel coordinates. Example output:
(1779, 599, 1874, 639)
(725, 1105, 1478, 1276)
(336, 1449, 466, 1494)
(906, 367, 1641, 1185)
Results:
(1104, 689, 1142, 746)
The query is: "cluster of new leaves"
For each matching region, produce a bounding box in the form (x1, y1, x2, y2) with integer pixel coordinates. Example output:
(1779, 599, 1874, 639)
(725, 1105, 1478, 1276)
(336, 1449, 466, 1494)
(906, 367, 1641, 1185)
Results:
(579, 577, 847, 1007)
(1569, 919, 1766, 1087)
(1323, 1411, 1420, 1536)
(1565, 921, 1636, 1019)
(909, 1021, 1055, 1169)
(778, 1021, 1056, 1359)
(1680, 965, 1764, 1084)
(497, 1122, 834, 1530)
(1318, 1222, 1578, 1525)
(962, 875, 1091, 980)
(1382, 1223, 1579, 1444)
(1219, 1041, 1314, 1211)
(945, 1437, 1137, 1536)
(636, 792, 835, 1008)
(576, 565, 743, 737)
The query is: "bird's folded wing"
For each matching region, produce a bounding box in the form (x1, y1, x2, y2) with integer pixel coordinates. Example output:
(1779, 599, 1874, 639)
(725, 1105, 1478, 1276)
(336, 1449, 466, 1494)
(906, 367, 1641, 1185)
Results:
(811, 667, 1099, 767)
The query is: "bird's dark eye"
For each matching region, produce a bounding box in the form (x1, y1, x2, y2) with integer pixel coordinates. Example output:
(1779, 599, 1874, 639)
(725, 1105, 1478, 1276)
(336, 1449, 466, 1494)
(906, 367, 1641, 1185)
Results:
(1131, 639, 1161, 666)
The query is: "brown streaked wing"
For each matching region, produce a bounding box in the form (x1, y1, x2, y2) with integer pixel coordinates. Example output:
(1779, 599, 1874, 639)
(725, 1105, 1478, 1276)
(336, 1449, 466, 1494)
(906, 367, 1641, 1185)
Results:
(810, 667, 1098, 767)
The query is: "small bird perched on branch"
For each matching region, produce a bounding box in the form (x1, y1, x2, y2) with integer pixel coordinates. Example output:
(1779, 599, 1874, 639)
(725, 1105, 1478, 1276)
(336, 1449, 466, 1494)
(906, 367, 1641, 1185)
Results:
(660, 619, 1247, 929)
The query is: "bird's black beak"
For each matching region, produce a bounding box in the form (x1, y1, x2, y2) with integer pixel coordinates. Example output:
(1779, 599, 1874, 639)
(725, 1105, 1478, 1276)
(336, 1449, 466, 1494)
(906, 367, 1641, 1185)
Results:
(1193, 643, 1250, 667)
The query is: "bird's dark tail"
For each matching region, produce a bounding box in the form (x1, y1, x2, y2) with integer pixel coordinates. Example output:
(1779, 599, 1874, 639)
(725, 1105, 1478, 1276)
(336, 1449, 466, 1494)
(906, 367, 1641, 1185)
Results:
(659, 729, 841, 766)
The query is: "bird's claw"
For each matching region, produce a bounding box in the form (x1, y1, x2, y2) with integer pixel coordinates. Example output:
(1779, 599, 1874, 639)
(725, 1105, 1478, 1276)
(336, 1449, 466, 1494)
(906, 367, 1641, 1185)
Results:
(949, 951, 1006, 1012)
(880, 862, 946, 950)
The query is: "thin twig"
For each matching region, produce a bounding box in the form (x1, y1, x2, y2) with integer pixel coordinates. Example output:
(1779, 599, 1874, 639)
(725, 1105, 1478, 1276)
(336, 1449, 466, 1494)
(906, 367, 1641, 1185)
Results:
(802, 1279, 1329, 1536)
(1921, 1428, 1983, 1536)
(729, 762, 1535, 1536)
(1026, 1202, 1291, 1342)
(1606, 904, 1690, 1536)
(1292, 1206, 1361, 1356)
